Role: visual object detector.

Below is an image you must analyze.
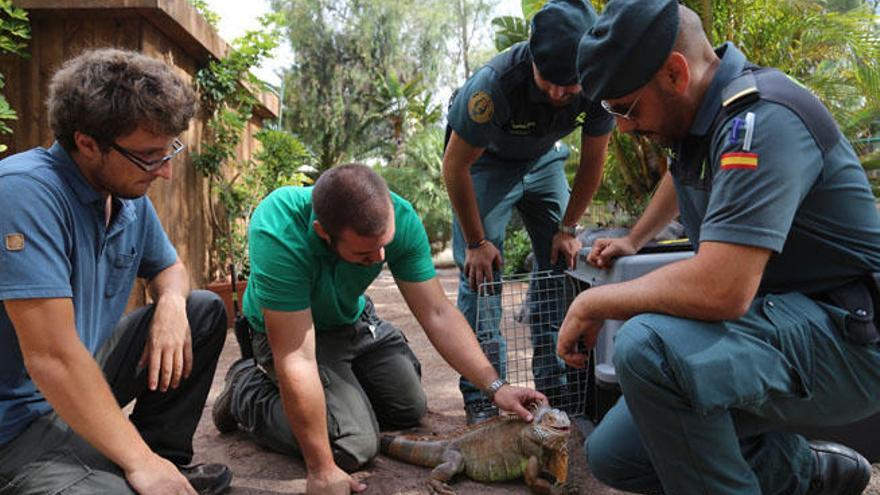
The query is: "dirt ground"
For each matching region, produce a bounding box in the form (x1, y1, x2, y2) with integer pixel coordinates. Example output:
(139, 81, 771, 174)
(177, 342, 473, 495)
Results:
(192, 268, 880, 495)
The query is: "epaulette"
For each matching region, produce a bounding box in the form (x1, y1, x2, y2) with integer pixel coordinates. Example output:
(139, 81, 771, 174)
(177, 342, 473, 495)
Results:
(721, 72, 759, 109)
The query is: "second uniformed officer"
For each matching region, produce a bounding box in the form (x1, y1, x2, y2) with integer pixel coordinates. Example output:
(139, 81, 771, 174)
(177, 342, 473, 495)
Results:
(442, 0, 612, 424)
(559, 1, 880, 494)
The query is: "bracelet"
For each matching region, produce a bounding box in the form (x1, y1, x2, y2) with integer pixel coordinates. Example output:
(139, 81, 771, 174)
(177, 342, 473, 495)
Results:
(467, 238, 487, 250)
(558, 223, 577, 236)
(484, 378, 508, 401)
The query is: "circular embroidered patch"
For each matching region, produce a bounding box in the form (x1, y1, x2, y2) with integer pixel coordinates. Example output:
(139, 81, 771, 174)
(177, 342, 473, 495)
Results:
(467, 91, 494, 124)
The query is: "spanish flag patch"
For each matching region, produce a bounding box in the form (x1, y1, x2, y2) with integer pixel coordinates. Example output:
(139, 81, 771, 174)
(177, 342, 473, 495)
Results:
(720, 152, 758, 170)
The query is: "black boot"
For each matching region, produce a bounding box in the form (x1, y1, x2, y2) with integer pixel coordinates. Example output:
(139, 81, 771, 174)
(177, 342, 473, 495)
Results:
(464, 398, 499, 425)
(212, 358, 254, 433)
(806, 441, 871, 495)
(178, 463, 233, 494)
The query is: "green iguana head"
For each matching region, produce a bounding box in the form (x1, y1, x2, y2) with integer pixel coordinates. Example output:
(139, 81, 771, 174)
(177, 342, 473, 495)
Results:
(528, 403, 571, 451)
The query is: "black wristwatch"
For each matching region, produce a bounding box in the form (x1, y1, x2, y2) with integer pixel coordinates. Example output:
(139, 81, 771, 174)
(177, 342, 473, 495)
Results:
(467, 238, 488, 250)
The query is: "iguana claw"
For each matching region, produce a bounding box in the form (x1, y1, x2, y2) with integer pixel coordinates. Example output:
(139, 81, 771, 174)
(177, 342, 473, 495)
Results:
(549, 481, 580, 495)
(428, 479, 457, 495)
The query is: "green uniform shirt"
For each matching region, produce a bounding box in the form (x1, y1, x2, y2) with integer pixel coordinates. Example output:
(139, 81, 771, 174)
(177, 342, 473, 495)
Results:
(242, 186, 436, 332)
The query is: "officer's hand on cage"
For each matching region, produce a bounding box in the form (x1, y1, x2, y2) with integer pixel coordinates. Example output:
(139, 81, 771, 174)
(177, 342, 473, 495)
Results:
(551, 231, 582, 269)
(556, 292, 604, 369)
(464, 240, 502, 292)
(588, 237, 637, 268)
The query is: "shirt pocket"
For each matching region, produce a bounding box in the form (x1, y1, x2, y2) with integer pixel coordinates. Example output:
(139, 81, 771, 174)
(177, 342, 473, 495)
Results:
(105, 247, 137, 297)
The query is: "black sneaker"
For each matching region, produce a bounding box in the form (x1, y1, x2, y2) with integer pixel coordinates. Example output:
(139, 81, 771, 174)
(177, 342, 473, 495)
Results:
(212, 358, 253, 434)
(464, 399, 499, 425)
(332, 448, 363, 473)
(806, 441, 871, 495)
(179, 463, 232, 495)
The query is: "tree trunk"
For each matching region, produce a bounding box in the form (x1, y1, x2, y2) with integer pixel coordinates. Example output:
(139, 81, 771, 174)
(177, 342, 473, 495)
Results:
(698, 0, 713, 39)
(457, 0, 471, 78)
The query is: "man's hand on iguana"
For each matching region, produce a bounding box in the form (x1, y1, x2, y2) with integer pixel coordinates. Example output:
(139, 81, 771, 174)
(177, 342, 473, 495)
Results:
(492, 385, 547, 422)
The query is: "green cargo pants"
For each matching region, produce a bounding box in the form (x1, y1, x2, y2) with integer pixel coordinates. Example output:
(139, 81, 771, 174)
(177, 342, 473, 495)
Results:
(228, 298, 426, 469)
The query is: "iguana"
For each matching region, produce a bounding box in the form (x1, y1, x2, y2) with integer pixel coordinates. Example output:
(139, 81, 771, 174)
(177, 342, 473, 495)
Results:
(380, 403, 574, 494)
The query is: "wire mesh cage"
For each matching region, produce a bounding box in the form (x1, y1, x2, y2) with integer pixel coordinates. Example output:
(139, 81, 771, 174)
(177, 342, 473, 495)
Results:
(475, 270, 589, 417)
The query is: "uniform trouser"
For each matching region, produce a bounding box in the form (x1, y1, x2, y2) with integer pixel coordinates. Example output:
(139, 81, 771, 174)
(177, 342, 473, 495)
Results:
(453, 144, 571, 405)
(227, 298, 426, 468)
(586, 292, 880, 495)
(0, 290, 228, 494)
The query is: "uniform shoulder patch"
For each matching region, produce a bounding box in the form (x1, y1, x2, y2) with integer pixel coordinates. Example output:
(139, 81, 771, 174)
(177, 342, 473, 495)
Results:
(467, 91, 494, 124)
(5, 233, 24, 251)
(720, 152, 759, 170)
(722, 72, 759, 108)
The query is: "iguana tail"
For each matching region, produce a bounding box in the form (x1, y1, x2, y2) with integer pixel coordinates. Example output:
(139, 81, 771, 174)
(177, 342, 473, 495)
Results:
(380, 433, 450, 468)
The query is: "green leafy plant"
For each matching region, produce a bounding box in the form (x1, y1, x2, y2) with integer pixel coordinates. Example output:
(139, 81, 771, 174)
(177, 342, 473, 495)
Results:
(364, 70, 442, 165)
(253, 128, 313, 194)
(490, 0, 545, 52)
(188, 0, 221, 28)
(192, 14, 299, 279)
(273, 0, 456, 172)
(863, 149, 880, 197)
(0, 1, 30, 152)
(212, 128, 313, 277)
(380, 126, 451, 252)
(491, 16, 530, 52)
(503, 225, 533, 277)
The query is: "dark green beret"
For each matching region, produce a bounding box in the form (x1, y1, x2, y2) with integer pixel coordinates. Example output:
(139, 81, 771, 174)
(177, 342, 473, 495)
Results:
(577, 0, 679, 101)
(529, 0, 598, 86)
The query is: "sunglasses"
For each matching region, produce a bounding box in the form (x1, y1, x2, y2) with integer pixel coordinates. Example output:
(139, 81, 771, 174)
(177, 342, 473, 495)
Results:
(600, 91, 644, 120)
(111, 138, 185, 172)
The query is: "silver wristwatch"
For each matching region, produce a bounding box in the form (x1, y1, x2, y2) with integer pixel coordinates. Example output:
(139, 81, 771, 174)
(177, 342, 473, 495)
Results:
(558, 222, 577, 236)
(484, 378, 508, 401)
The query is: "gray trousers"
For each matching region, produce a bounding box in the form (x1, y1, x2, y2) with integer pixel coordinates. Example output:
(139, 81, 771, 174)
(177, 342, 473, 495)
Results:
(452, 145, 572, 405)
(587, 293, 880, 494)
(0, 291, 227, 494)
(228, 298, 426, 469)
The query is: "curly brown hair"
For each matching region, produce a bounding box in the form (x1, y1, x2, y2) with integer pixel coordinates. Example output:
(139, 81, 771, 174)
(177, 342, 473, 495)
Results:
(47, 48, 196, 151)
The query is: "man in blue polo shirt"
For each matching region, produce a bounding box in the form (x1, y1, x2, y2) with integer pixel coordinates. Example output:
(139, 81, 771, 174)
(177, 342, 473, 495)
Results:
(443, 0, 612, 423)
(558, 2, 880, 494)
(0, 49, 231, 494)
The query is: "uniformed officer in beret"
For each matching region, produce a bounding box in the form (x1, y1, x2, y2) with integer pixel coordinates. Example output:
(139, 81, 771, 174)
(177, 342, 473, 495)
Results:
(443, 0, 612, 424)
(558, 1, 880, 494)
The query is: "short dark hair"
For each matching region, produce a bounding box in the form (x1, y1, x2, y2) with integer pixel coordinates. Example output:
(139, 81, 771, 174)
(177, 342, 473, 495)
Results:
(47, 48, 196, 151)
(312, 164, 392, 238)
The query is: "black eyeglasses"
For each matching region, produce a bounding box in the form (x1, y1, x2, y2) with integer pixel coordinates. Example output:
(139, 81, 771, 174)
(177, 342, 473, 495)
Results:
(111, 138, 185, 172)
(600, 91, 644, 120)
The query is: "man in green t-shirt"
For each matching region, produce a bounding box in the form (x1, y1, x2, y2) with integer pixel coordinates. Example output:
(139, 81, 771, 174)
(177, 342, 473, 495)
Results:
(212, 164, 544, 494)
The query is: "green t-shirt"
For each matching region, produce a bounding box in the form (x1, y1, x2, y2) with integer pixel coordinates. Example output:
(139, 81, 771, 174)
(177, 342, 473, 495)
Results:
(242, 186, 436, 332)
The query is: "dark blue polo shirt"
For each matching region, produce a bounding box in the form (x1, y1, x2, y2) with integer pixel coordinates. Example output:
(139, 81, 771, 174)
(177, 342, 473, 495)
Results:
(671, 43, 880, 294)
(0, 143, 178, 445)
(448, 42, 613, 164)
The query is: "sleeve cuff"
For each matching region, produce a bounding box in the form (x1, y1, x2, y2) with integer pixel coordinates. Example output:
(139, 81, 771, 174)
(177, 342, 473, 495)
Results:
(698, 224, 786, 253)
